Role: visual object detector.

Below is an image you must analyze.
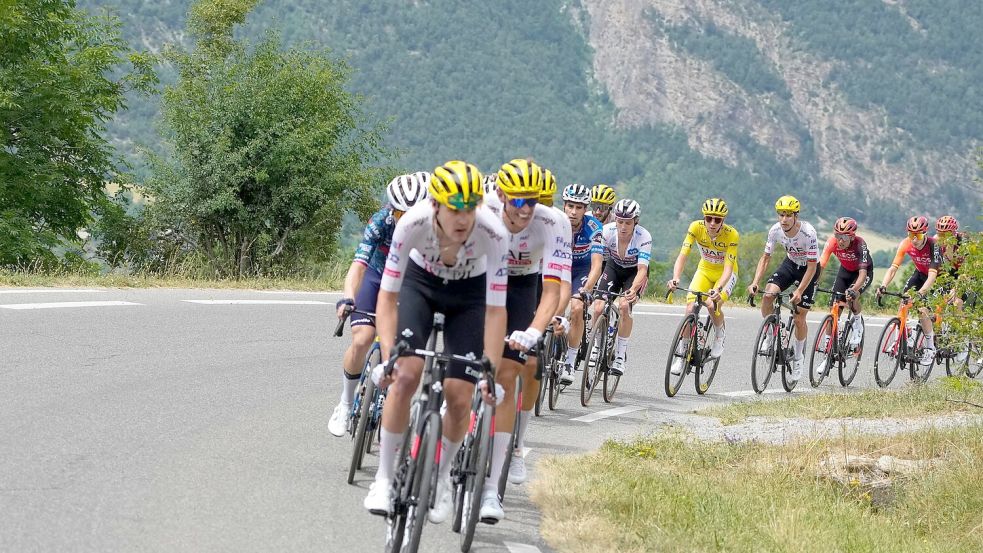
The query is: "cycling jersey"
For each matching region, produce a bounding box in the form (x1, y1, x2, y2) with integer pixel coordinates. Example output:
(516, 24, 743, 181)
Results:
(482, 199, 571, 283)
(938, 232, 965, 276)
(601, 222, 652, 268)
(680, 220, 739, 274)
(764, 221, 819, 267)
(353, 207, 397, 274)
(571, 214, 603, 270)
(380, 201, 510, 306)
(819, 235, 872, 273)
(891, 236, 941, 276)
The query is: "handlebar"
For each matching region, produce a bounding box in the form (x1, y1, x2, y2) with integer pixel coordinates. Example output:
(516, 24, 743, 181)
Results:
(333, 306, 376, 337)
(386, 340, 496, 388)
(747, 290, 798, 315)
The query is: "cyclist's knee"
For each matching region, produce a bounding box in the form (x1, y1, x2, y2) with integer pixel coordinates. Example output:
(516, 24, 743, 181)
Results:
(351, 326, 375, 349)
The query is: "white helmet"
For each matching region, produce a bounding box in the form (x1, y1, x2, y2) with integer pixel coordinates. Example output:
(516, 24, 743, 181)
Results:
(387, 172, 430, 211)
(614, 198, 641, 219)
(562, 183, 591, 205)
(481, 174, 498, 197)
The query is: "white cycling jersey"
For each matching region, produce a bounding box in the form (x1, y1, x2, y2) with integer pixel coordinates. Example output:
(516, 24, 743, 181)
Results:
(763, 221, 819, 267)
(483, 195, 572, 283)
(380, 200, 510, 306)
(601, 222, 652, 268)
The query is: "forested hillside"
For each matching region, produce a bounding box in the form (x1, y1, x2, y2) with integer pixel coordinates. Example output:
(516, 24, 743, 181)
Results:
(81, 0, 980, 252)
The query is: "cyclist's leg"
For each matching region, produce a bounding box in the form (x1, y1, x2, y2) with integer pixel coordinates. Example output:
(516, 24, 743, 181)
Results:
(790, 266, 818, 360)
(905, 272, 936, 350)
(763, 260, 797, 318)
(612, 266, 637, 365)
(335, 270, 381, 412)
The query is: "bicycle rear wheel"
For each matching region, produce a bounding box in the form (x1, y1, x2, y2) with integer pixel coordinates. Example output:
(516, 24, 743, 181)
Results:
(873, 318, 902, 388)
(838, 318, 863, 387)
(809, 315, 834, 388)
(909, 328, 933, 383)
(581, 315, 607, 406)
(751, 315, 779, 394)
(965, 342, 982, 378)
(665, 314, 696, 397)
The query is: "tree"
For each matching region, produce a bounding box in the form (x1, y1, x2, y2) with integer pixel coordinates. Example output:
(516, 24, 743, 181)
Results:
(144, 0, 391, 277)
(0, 0, 154, 267)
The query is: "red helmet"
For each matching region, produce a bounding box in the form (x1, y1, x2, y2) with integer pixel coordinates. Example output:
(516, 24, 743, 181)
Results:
(936, 215, 959, 233)
(906, 215, 929, 234)
(833, 217, 857, 236)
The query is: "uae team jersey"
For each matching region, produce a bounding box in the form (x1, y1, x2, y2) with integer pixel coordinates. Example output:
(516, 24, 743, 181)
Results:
(380, 201, 510, 306)
(819, 235, 872, 272)
(680, 220, 739, 275)
(764, 221, 819, 266)
(601, 223, 653, 268)
(482, 195, 572, 283)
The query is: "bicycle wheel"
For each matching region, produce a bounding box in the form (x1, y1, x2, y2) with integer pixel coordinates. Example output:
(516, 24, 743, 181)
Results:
(909, 328, 933, 383)
(838, 318, 863, 387)
(535, 332, 551, 416)
(547, 333, 566, 411)
(695, 318, 720, 395)
(873, 318, 902, 388)
(665, 314, 696, 397)
(602, 327, 621, 402)
(581, 314, 607, 406)
(403, 411, 441, 553)
(965, 342, 982, 378)
(348, 377, 377, 484)
(458, 405, 492, 552)
(751, 315, 779, 394)
(809, 315, 834, 388)
(497, 410, 519, 500)
(780, 320, 798, 393)
(385, 407, 420, 553)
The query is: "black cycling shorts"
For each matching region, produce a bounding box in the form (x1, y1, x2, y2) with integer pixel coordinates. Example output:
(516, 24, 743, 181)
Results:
(904, 270, 929, 293)
(596, 262, 638, 302)
(351, 268, 381, 328)
(832, 266, 873, 296)
(767, 258, 820, 309)
(503, 273, 540, 363)
(396, 262, 486, 384)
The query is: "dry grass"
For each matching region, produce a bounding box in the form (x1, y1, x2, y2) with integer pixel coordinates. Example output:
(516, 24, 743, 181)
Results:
(0, 267, 346, 291)
(531, 424, 983, 553)
(702, 378, 983, 425)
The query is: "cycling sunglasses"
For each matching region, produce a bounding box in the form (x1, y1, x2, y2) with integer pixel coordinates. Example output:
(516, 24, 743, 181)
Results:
(591, 203, 611, 212)
(834, 233, 853, 240)
(908, 232, 926, 241)
(445, 192, 480, 211)
(506, 196, 538, 209)
(704, 216, 724, 224)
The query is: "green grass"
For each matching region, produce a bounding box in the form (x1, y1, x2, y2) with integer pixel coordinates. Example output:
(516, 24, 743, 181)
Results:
(702, 378, 983, 425)
(0, 266, 347, 291)
(531, 425, 983, 553)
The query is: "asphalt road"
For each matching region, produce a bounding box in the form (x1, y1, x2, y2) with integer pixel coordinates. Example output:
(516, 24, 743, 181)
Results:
(0, 287, 931, 553)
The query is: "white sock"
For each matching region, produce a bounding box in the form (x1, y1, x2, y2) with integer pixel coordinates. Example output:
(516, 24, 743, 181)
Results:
(340, 372, 360, 405)
(794, 339, 806, 359)
(515, 410, 532, 451)
(484, 432, 512, 494)
(439, 436, 462, 482)
(565, 346, 578, 365)
(714, 323, 725, 339)
(925, 334, 935, 349)
(616, 336, 629, 358)
(376, 429, 403, 482)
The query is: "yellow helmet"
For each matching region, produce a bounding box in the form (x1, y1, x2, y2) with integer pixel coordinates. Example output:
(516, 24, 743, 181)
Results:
(590, 184, 616, 205)
(775, 195, 800, 213)
(539, 168, 557, 204)
(430, 160, 483, 210)
(701, 198, 728, 217)
(497, 159, 542, 197)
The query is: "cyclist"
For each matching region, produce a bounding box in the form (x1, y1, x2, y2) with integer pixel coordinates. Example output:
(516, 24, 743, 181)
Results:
(538, 168, 558, 207)
(558, 184, 604, 384)
(876, 215, 942, 366)
(936, 215, 971, 363)
(746, 195, 820, 382)
(592, 198, 652, 376)
(666, 198, 738, 373)
(363, 161, 509, 522)
(480, 159, 570, 522)
(590, 184, 617, 224)
(482, 173, 499, 197)
(817, 217, 872, 348)
(329, 173, 429, 437)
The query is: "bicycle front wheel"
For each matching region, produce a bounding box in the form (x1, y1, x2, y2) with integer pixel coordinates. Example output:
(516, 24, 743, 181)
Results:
(581, 315, 607, 406)
(838, 318, 863, 387)
(809, 315, 834, 388)
(348, 377, 377, 484)
(751, 315, 779, 394)
(780, 318, 798, 393)
(459, 405, 492, 552)
(535, 332, 551, 416)
(873, 318, 902, 388)
(548, 333, 566, 410)
(665, 314, 696, 397)
(695, 318, 720, 395)
(403, 411, 441, 553)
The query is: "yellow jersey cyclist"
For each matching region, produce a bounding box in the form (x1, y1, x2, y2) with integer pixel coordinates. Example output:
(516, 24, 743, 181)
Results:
(746, 195, 820, 383)
(666, 198, 739, 372)
(329, 172, 430, 437)
(480, 159, 571, 522)
(593, 199, 652, 376)
(363, 161, 509, 519)
(590, 184, 616, 224)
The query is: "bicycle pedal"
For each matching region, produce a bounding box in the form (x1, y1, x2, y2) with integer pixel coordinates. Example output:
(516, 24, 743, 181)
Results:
(480, 516, 500, 525)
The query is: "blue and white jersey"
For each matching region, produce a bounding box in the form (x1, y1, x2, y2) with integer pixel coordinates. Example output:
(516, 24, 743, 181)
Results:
(353, 207, 397, 274)
(601, 222, 652, 268)
(571, 214, 603, 273)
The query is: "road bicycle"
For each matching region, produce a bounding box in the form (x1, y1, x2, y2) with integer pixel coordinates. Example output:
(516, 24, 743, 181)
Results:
(663, 287, 722, 396)
(748, 291, 800, 393)
(937, 291, 980, 378)
(581, 290, 632, 406)
(333, 307, 384, 484)
(809, 288, 864, 388)
(537, 291, 592, 413)
(382, 316, 495, 553)
(873, 291, 938, 386)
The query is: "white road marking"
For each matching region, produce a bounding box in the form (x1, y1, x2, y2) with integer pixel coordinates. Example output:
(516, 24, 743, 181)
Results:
(631, 312, 681, 317)
(505, 542, 543, 553)
(570, 405, 645, 423)
(255, 290, 342, 295)
(182, 299, 329, 305)
(522, 447, 531, 457)
(0, 301, 141, 310)
(0, 289, 105, 295)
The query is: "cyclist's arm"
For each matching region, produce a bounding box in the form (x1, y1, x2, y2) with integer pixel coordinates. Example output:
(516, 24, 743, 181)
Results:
(533, 279, 561, 334)
(749, 253, 771, 292)
(484, 306, 507, 370)
(671, 251, 688, 283)
(881, 241, 908, 289)
(918, 269, 939, 297)
(342, 261, 367, 302)
(553, 278, 572, 319)
(851, 268, 868, 295)
(795, 260, 818, 297)
(376, 290, 398, 360)
(631, 231, 653, 296)
(819, 236, 835, 270)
